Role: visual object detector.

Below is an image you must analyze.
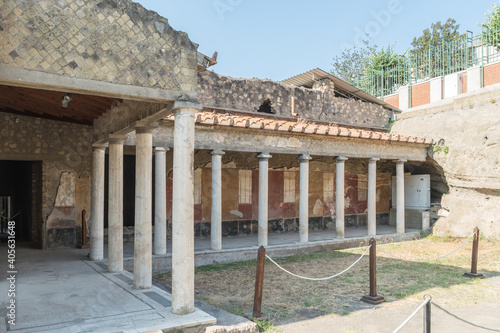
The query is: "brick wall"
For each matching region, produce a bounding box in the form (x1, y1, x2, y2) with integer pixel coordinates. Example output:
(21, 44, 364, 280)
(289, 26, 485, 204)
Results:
(483, 62, 500, 87)
(411, 82, 430, 108)
(383, 94, 399, 109)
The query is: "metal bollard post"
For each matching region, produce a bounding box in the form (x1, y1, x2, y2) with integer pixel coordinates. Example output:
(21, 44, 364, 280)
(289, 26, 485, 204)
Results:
(424, 299, 431, 333)
(361, 238, 386, 304)
(252, 246, 266, 318)
(464, 227, 484, 278)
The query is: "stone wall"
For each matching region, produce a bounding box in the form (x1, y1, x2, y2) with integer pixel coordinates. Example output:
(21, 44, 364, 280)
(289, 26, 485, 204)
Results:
(393, 87, 500, 238)
(0, 112, 92, 248)
(198, 71, 392, 129)
(0, 0, 198, 93)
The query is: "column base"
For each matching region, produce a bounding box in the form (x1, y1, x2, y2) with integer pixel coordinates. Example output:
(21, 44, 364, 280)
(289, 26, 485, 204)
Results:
(361, 295, 386, 305)
(463, 272, 484, 278)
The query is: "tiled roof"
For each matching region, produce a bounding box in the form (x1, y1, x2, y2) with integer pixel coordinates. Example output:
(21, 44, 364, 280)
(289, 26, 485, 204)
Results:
(164, 111, 433, 145)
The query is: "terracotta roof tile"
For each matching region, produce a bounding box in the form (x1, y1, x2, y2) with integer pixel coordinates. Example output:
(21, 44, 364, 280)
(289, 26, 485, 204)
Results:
(328, 127, 339, 136)
(163, 111, 430, 146)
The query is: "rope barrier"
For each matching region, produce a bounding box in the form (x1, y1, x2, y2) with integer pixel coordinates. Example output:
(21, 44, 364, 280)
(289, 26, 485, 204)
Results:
(379, 232, 475, 263)
(392, 297, 431, 333)
(431, 301, 500, 332)
(265, 245, 371, 281)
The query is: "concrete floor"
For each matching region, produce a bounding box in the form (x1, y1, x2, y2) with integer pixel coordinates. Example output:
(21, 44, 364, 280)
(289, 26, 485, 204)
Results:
(0, 245, 215, 333)
(0, 226, 419, 332)
(114, 225, 419, 258)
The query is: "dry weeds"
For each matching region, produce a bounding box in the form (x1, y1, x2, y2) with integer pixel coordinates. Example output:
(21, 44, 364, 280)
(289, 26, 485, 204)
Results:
(154, 235, 500, 327)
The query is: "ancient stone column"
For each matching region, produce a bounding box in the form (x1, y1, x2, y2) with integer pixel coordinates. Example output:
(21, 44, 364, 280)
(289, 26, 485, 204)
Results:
(172, 108, 197, 315)
(367, 157, 379, 237)
(336, 156, 348, 239)
(133, 127, 154, 289)
(257, 153, 272, 247)
(396, 159, 407, 234)
(90, 145, 105, 261)
(298, 154, 312, 243)
(108, 137, 125, 272)
(154, 147, 169, 255)
(211, 150, 225, 251)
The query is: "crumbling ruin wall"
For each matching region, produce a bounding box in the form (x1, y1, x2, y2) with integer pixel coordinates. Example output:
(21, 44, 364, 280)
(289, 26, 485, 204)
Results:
(198, 70, 392, 129)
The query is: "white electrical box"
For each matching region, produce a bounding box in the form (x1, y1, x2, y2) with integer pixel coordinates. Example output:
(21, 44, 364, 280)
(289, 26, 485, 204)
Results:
(391, 174, 431, 209)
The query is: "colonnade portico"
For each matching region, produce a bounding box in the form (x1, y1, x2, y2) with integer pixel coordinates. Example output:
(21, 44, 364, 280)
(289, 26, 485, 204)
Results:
(90, 109, 410, 316)
(89, 102, 200, 315)
(205, 152, 407, 248)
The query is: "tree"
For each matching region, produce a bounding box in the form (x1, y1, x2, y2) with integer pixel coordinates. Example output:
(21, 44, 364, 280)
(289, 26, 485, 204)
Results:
(482, 2, 500, 46)
(363, 44, 408, 96)
(411, 18, 464, 54)
(330, 39, 377, 85)
(484, 2, 500, 30)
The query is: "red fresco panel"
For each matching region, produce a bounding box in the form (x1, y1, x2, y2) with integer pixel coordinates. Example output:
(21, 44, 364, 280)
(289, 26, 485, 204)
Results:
(282, 202, 296, 218)
(252, 169, 259, 219)
(238, 204, 253, 220)
(268, 170, 284, 219)
(194, 204, 202, 222)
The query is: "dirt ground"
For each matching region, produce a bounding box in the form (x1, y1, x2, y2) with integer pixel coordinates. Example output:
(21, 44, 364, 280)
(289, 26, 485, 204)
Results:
(154, 235, 500, 332)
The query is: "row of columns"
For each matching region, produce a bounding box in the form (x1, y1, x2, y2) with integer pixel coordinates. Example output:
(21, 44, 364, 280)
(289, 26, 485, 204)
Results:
(207, 153, 407, 249)
(89, 108, 197, 315)
(89, 115, 408, 316)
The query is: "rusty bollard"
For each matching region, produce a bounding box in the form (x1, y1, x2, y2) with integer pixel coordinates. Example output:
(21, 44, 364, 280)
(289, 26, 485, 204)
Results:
(464, 227, 484, 278)
(252, 246, 266, 318)
(361, 238, 386, 304)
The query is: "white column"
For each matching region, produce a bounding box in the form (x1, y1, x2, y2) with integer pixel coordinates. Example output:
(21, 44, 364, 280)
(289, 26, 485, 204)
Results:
(133, 127, 153, 289)
(396, 159, 406, 234)
(211, 150, 225, 251)
(90, 145, 105, 261)
(172, 108, 197, 315)
(367, 157, 379, 237)
(298, 154, 312, 243)
(257, 153, 272, 247)
(108, 138, 124, 272)
(335, 156, 348, 239)
(154, 147, 169, 255)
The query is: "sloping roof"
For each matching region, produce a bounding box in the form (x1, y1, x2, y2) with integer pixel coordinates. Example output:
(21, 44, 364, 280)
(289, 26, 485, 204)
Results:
(165, 110, 432, 145)
(282, 68, 401, 113)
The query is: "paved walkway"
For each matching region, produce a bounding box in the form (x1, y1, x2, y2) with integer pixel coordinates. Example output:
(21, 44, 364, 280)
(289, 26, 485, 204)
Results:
(0, 226, 419, 332)
(278, 278, 500, 332)
(0, 246, 215, 333)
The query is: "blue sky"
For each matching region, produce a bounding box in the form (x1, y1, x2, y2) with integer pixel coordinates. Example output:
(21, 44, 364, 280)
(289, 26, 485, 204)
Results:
(136, 0, 497, 81)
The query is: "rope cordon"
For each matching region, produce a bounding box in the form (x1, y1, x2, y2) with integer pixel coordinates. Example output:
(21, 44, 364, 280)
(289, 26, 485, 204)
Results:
(392, 297, 431, 333)
(431, 301, 500, 332)
(265, 245, 371, 281)
(379, 232, 475, 263)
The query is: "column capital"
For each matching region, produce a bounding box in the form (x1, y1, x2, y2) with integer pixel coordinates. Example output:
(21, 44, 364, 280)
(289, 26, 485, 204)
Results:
(172, 100, 203, 112)
(298, 154, 312, 161)
(154, 147, 170, 153)
(395, 159, 407, 163)
(257, 153, 272, 160)
(108, 136, 126, 145)
(92, 143, 107, 150)
(135, 122, 158, 134)
(336, 156, 348, 161)
(211, 149, 225, 156)
(369, 157, 380, 162)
